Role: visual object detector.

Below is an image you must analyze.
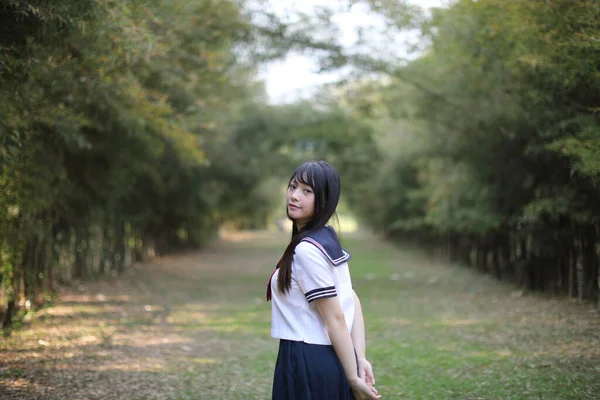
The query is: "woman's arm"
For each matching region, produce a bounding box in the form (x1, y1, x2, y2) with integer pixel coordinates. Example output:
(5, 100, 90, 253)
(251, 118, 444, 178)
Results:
(315, 297, 380, 399)
(351, 290, 376, 389)
(351, 290, 366, 360)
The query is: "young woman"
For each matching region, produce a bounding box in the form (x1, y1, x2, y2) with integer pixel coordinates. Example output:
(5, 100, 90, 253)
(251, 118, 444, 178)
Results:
(267, 161, 381, 400)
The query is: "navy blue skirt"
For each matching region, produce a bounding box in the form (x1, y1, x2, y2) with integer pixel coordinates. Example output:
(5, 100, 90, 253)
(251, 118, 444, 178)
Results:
(272, 340, 355, 400)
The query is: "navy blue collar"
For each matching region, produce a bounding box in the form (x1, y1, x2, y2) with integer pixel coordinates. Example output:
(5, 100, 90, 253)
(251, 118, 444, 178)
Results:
(300, 226, 351, 266)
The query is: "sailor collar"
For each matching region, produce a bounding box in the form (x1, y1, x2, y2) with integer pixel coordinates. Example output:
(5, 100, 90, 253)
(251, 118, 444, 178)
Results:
(300, 226, 351, 266)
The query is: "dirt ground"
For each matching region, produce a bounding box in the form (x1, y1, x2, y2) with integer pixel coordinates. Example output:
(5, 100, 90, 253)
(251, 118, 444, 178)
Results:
(1, 231, 598, 399)
(0, 231, 285, 400)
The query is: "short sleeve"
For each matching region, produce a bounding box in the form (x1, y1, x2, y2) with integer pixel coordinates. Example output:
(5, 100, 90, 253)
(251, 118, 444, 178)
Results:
(294, 242, 337, 303)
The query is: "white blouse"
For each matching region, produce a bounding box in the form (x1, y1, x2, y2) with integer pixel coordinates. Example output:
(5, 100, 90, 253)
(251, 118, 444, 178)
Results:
(270, 241, 355, 345)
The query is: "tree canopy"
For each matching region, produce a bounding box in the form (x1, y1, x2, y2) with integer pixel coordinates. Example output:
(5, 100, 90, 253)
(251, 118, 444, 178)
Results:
(1, 0, 599, 328)
(332, 0, 600, 303)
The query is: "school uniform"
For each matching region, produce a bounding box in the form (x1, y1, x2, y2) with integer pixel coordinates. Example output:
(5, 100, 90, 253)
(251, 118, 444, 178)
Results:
(267, 226, 356, 400)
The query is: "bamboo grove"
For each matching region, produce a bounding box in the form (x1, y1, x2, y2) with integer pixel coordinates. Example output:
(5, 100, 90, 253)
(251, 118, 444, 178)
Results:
(0, 0, 302, 327)
(1, 0, 599, 328)
(239, 0, 600, 305)
(342, 0, 600, 304)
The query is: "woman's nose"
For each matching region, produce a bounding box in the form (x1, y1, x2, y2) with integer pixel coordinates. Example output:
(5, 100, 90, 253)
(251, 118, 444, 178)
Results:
(290, 189, 299, 201)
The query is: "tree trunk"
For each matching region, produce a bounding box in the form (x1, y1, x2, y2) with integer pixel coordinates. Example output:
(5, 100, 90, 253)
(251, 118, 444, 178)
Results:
(23, 237, 35, 307)
(576, 237, 584, 301)
(582, 229, 598, 301)
(569, 243, 578, 298)
(2, 297, 16, 328)
(101, 222, 111, 275)
(493, 244, 502, 280)
(33, 234, 45, 307)
(74, 227, 86, 280)
(113, 220, 126, 275)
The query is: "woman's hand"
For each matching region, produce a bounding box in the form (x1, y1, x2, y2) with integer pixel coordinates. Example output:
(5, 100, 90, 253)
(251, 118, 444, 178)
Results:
(349, 376, 382, 399)
(358, 358, 377, 394)
(358, 358, 379, 397)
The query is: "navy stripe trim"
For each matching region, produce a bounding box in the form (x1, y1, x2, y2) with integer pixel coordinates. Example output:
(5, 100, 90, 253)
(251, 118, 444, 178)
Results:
(305, 286, 335, 297)
(306, 289, 336, 302)
(305, 286, 337, 303)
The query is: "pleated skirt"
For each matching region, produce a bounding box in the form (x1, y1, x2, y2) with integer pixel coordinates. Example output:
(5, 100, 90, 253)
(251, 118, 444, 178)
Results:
(272, 339, 354, 400)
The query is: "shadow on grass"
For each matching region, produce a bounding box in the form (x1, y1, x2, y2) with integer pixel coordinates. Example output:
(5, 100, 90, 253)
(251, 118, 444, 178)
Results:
(3, 231, 599, 399)
(1, 313, 275, 399)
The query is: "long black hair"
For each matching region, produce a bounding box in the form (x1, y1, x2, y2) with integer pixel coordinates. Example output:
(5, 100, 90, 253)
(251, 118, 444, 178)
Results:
(277, 160, 341, 295)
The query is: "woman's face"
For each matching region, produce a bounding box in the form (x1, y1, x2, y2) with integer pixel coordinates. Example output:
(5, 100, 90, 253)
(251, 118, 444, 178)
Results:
(286, 177, 315, 229)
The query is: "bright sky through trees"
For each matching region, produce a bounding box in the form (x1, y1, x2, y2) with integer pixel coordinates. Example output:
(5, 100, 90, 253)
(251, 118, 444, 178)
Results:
(260, 0, 447, 103)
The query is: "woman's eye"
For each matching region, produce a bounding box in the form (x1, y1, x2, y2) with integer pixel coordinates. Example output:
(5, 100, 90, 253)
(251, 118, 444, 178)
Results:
(303, 189, 312, 194)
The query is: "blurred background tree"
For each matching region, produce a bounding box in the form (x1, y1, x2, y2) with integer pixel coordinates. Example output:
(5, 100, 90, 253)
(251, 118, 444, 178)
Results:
(1, 0, 598, 327)
(334, 0, 600, 304)
(0, 0, 341, 326)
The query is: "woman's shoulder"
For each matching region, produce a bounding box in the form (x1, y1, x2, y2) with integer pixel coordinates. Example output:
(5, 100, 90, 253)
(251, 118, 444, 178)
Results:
(294, 240, 322, 256)
(297, 226, 351, 266)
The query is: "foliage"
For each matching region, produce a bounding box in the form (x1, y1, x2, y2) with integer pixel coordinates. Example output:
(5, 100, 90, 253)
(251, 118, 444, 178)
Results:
(2, 0, 599, 327)
(0, 0, 337, 326)
(330, 0, 600, 302)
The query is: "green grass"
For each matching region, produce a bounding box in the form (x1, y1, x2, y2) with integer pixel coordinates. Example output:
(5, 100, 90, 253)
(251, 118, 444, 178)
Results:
(161, 232, 599, 399)
(2, 231, 598, 399)
(345, 237, 598, 399)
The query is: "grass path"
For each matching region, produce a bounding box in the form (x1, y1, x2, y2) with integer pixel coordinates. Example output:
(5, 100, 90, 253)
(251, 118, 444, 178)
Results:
(1, 231, 599, 399)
